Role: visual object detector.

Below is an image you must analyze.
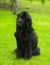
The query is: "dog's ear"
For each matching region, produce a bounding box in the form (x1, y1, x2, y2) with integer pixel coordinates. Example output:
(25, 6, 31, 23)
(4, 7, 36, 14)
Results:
(26, 17, 32, 27)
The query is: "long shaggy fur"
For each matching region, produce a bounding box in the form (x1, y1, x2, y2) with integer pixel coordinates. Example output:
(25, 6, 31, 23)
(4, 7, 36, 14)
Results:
(14, 11, 40, 59)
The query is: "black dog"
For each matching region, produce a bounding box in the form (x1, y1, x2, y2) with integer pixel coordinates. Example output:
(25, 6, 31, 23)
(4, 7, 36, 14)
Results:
(14, 11, 40, 59)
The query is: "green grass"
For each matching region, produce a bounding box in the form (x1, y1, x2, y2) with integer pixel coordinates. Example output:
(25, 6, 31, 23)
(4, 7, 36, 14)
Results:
(0, 1, 50, 65)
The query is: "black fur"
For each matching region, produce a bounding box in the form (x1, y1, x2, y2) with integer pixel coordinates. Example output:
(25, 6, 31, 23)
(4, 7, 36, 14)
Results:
(14, 11, 40, 59)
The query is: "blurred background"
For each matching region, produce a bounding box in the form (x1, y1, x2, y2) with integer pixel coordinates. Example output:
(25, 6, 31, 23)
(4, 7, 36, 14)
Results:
(0, 0, 50, 14)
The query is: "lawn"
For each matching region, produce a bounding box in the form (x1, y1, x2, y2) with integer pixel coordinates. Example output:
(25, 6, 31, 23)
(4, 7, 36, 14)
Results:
(0, 1, 50, 65)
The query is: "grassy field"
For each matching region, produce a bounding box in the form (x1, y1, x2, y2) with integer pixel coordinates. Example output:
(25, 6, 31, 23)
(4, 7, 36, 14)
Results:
(0, 1, 50, 65)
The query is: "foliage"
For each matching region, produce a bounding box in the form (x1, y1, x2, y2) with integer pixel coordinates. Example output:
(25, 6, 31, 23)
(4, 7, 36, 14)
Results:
(29, 0, 33, 2)
(28, 0, 45, 4)
(41, 0, 45, 5)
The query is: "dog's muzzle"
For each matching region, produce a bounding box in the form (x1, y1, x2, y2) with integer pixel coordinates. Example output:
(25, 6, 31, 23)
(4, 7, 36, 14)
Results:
(17, 18, 23, 26)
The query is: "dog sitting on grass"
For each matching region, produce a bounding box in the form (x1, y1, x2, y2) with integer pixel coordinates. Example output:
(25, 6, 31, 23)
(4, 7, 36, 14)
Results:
(14, 11, 40, 59)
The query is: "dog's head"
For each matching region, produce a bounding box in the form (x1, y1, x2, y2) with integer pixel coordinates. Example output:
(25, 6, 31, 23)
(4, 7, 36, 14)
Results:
(17, 11, 32, 27)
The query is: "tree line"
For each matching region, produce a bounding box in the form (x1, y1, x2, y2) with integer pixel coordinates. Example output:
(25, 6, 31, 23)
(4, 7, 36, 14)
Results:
(0, 0, 45, 14)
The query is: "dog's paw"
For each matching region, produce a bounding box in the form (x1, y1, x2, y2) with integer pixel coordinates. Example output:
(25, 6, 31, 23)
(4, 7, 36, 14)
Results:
(32, 47, 40, 56)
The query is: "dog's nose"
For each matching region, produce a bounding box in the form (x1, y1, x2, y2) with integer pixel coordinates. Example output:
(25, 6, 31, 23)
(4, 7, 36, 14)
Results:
(18, 20, 20, 23)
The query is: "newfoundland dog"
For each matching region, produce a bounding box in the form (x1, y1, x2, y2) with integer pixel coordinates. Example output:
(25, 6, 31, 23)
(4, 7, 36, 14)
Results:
(14, 11, 40, 59)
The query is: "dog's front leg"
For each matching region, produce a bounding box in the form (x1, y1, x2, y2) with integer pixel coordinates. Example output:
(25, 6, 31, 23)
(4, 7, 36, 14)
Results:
(24, 42, 32, 59)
